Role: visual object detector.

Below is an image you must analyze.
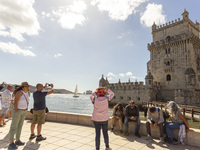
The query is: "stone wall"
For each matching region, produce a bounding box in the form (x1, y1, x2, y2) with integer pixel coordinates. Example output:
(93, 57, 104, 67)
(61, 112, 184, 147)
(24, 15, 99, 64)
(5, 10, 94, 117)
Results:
(25, 111, 200, 148)
(1, 110, 200, 147)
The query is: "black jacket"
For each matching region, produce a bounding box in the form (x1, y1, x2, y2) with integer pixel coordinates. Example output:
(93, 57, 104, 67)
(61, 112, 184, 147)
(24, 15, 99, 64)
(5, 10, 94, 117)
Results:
(125, 105, 139, 119)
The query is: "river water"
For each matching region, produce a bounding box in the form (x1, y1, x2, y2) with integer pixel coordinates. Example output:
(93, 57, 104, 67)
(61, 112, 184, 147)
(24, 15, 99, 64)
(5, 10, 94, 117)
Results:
(29, 94, 94, 115)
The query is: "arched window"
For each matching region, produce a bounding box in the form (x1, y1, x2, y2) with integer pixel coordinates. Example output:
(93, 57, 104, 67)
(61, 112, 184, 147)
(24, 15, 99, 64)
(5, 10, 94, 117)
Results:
(168, 48, 170, 54)
(149, 80, 152, 85)
(167, 61, 170, 66)
(166, 36, 170, 42)
(166, 74, 171, 81)
(127, 96, 131, 100)
(120, 96, 123, 100)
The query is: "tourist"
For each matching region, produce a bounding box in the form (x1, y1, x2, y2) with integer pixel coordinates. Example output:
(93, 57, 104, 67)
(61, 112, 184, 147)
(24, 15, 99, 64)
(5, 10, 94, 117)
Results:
(29, 83, 54, 141)
(8, 82, 31, 149)
(0, 85, 13, 126)
(110, 102, 124, 133)
(124, 100, 141, 137)
(0, 81, 6, 91)
(165, 101, 189, 144)
(146, 106, 165, 143)
(8, 85, 20, 119)
(90, 87, 114, 150)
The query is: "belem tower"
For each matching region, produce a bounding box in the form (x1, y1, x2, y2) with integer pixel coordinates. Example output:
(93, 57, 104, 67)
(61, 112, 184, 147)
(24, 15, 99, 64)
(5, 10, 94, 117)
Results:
(99, 9, 200, 106)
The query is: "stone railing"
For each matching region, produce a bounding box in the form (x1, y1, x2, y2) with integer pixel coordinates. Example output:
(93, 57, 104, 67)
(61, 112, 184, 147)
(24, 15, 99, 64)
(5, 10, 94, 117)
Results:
(1, 110, 200, 148)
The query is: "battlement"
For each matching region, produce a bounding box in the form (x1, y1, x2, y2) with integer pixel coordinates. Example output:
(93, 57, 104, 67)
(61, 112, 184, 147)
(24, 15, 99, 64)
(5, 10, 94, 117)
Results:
(152, 18, 184, 32)
(152, 12, 199, 33)
(148, 32, 200, 50)
(106, 81, 161, 90)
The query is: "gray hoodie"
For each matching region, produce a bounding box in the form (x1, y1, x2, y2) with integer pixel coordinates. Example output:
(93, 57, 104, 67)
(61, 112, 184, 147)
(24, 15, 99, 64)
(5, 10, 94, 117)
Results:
(147, 107, 164, 124)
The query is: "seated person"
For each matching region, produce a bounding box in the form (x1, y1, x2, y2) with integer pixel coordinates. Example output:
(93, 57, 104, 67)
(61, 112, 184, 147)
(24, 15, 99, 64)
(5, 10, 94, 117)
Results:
(110, 102, 124, 133)
(146, 106, 164, 143)
(165, 101, 189, 144)
(124, 100, 141, 137)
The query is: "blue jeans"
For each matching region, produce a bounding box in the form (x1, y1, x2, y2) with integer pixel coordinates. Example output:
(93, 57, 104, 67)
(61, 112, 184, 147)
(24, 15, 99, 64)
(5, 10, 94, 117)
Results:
(93, 121, 109, 150)
(165, 121, 184, 138)
(124, 116, 140, 133)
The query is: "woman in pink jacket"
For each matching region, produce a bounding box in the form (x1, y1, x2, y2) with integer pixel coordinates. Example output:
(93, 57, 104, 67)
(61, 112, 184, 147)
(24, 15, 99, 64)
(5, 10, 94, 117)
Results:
(90, 87, 114, 150)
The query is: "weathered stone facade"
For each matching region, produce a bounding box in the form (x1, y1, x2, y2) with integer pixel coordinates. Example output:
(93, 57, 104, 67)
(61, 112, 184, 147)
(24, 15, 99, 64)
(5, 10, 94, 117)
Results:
(100, 10, 200, 105)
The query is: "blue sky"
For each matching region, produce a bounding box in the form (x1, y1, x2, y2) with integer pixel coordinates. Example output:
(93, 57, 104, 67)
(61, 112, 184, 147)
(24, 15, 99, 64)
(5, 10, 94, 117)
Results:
(0, 0, 199, 93)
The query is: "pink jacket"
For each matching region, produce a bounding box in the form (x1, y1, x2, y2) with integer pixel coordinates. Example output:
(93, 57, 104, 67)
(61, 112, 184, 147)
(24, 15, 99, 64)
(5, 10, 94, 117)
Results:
(90, 89, 114, 122)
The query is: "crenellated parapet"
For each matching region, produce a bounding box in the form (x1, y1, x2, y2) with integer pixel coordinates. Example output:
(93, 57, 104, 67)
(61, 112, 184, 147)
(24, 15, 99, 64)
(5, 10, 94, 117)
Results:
(148, 33, 200, 50)
(152, 18, 199, 33)
(106, 80, 161, 90)
(152, 18, 184, 32)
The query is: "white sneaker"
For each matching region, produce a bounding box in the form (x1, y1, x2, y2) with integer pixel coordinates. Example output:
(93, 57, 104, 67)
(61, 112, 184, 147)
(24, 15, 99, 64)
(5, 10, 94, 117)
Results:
(105, 148, 112, 150)
(146, 134, 153, 141)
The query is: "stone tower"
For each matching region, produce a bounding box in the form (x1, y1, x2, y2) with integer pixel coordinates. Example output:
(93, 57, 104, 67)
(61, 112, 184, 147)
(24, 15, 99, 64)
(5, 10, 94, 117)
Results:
(147, 9, 200, 104)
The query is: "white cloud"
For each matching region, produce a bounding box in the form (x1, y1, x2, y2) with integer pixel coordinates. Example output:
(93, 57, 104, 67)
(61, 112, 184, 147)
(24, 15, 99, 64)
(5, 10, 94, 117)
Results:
(52, 1, 87, 29)
(54, 53, 62, 58)
(126, 72, 133, 76)
(117, 30, 132, 39)
(107, 72, 116, 77)
(41, 11, 51, 18)
(91, 0, 148, 21)
(0, 42, 36, 56)
(140, 3, 166, 27)
(119, 73, 125, 77)
(107, 77, 113, 81)
(130, 76, 137, 79)
(0, 0, 40, 41)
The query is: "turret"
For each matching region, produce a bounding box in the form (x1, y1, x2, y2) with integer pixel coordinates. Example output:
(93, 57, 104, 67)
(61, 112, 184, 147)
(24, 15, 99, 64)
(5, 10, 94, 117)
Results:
(182, 9, 189, 21)
(106, 77, 109, 84)
(152, 22, 156, 32)
(99, 74, 107, 87)
(118, 79, 121, 86)
(145, 72, 154, 88)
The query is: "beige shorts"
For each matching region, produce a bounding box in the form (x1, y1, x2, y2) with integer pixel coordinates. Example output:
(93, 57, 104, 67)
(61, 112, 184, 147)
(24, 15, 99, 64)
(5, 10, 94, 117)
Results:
(32, 109, 46, 124)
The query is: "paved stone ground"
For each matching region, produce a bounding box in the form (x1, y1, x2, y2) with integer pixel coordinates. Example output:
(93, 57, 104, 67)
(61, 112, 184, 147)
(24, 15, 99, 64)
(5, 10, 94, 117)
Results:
(0, 119, 199, 150)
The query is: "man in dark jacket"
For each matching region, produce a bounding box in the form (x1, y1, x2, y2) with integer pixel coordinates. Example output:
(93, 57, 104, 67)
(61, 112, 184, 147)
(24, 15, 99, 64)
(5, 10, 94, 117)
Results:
(124, 100, 141, 137)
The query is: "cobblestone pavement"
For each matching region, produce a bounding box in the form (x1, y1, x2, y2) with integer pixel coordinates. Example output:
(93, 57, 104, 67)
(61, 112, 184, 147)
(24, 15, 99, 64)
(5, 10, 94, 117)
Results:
(0, 119, 199, 150)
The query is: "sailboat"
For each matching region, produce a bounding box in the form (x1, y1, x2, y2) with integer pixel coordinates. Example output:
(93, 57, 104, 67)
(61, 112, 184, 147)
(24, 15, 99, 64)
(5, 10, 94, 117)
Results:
(73, 85, 79, 98)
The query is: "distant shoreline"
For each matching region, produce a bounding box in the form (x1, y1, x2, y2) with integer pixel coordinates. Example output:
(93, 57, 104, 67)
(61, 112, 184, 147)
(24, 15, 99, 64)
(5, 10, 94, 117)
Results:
(0, 84, 73, 94)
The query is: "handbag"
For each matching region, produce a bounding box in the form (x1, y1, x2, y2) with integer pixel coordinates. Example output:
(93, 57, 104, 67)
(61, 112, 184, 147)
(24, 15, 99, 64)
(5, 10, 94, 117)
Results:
(30, 107, 49, 114)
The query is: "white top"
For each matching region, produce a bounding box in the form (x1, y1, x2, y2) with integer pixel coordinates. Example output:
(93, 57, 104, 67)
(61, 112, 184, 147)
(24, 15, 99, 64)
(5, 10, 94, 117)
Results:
(18, 90, 30, 109)
(1, 89, 12, 108)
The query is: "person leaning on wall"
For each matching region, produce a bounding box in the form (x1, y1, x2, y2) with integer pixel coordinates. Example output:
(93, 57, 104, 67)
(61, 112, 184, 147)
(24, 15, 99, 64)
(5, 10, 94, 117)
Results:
(165, 101, 189, 145)
(146, 106, 165, 143)
(110, 102, 124, 133)
(124, 100, 141, 137)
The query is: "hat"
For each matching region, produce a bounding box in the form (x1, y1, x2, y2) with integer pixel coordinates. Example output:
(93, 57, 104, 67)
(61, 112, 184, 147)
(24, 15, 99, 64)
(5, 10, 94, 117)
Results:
(21, 82, 32, 87)
(95, 87, 106, 97)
